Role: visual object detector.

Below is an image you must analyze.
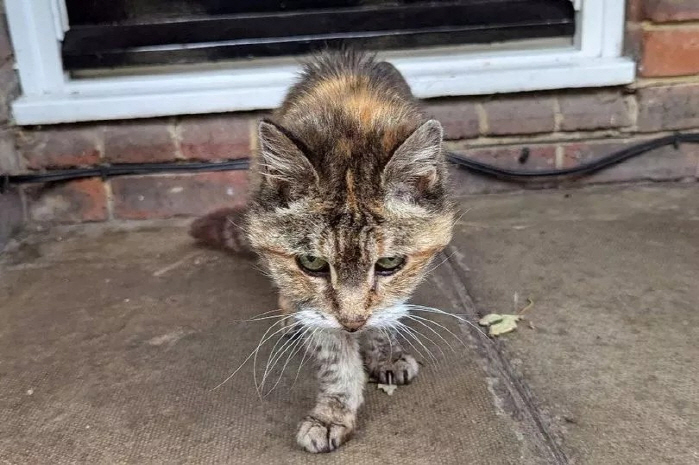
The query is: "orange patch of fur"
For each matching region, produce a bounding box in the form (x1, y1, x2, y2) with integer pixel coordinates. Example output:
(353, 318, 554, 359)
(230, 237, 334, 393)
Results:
(345, 170, 358, 211)
(300, 75, 405, 132)
(258, 246, 296, 258)
(381, 125, 412, 153)
(411, 245, 447, 258)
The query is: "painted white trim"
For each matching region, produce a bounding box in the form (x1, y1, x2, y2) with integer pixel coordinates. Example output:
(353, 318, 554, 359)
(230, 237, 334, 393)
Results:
(576, 0, 605, 56)
(50, 0, 70, 41)
(601, 1, 627, 57)
(13, 56, 634, 125)
(4, 0, 66, 96)
(6, 0, 635, 125)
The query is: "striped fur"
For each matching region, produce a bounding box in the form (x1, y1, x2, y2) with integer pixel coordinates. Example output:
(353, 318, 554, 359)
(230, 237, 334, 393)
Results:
(196, 50, 454, 453)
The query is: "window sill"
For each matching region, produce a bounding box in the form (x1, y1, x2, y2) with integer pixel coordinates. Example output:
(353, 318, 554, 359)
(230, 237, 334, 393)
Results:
(11, 45, 635, 125)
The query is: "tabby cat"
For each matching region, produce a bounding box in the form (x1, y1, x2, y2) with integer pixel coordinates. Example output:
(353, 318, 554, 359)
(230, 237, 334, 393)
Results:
(192, 50, 454, 453)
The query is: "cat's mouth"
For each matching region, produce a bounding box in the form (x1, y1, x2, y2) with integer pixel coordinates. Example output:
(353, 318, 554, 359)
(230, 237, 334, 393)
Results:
(294, 305, 408, 333)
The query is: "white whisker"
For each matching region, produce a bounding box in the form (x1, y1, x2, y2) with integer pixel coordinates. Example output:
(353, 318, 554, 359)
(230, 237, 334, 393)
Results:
(387, 322, 426, 361)
(424, 251, 456, 276)
(226, 216, 244, 230)
(244, 308, 283, 321)
(259, 322, 302, 392)
(403, 315, 456, 353)
(406, 313, 469, 350)
(260, 325, 305, 391)
(452, 208, 472, 226)
(397, 321, 445, 359)
(395, 322, 438, 363)
(243, 314, 289, 322)
(264, 326, 312, 396)
(292, 328, 320, 387)
(252, 318, 299, 396)
(212, 316, 295, 391)
(406, 304, 489, 339)
(378, 327, 394, 362)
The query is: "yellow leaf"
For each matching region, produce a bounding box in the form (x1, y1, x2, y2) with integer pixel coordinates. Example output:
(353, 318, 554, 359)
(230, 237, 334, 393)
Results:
(479, 314, 504, 326)
(478, 313, 521, 336)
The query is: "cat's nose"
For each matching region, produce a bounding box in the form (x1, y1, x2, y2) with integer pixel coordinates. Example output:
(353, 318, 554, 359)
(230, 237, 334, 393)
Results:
(340, 317, 367, 332)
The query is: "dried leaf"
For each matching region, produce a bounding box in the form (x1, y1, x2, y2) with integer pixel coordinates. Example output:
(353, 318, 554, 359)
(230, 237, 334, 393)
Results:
(478, 313, 522, 336)
(478, 314, 505, 325)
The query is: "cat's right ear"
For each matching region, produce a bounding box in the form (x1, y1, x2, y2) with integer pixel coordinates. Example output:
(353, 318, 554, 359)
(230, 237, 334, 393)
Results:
(257, 121, 318, 191)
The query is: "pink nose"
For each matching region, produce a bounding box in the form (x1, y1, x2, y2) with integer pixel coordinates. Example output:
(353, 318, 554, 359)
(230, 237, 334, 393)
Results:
(340, 318, 367, 332)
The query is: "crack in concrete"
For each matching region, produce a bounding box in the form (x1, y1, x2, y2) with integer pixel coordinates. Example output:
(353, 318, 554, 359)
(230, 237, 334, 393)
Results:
(441, 246, 570, 465)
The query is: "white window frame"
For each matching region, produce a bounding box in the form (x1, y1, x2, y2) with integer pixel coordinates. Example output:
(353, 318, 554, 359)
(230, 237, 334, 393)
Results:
(5, 0, 634, 125)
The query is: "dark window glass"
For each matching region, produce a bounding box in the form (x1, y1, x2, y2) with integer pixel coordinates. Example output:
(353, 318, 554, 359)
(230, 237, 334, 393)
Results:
(63, 0, 575, 71)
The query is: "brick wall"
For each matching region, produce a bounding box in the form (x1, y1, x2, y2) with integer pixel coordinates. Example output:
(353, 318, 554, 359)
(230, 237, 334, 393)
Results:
(18, 116, 254, 222)
(5, 0, 699, 224)
(0, 0, 23, 250)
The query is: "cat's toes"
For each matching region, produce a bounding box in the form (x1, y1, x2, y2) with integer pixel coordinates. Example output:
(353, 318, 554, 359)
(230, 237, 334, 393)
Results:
(296, 416, 353, 453)
(370, 353, 419, 385)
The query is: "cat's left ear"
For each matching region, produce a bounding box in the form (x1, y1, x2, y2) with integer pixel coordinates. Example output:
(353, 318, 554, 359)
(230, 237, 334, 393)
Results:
(257, 120, 319, 191)
(382, 119, 444, 200)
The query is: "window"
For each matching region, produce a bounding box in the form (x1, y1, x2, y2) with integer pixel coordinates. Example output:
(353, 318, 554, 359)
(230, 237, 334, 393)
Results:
(5, 0, 633, 125)
(62, 0, 576, 70)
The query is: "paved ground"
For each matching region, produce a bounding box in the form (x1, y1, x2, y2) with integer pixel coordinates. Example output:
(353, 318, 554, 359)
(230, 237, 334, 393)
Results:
(449, 183, 699, 465)
(1, 183, 697, 464)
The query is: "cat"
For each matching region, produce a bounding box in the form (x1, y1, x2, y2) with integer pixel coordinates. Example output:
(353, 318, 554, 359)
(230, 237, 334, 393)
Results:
(192, 50, 454, 453)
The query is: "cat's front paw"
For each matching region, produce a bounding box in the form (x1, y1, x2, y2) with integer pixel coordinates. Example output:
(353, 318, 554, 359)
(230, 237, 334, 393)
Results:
(368, 353, 419, 385)
(296, 415, 353, 453)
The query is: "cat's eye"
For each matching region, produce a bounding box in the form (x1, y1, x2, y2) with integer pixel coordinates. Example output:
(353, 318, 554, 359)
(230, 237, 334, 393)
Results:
(375, 256, 406, 275)
(297, 255, 330, 275)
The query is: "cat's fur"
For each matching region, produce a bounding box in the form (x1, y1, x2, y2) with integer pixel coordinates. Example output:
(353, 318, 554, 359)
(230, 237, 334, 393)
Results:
(193, 50, 454, 453)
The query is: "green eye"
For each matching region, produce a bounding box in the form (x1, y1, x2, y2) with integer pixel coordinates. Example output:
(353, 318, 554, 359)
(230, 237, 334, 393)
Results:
(297, 255, 330, 274)
(375, 256, 406, 275)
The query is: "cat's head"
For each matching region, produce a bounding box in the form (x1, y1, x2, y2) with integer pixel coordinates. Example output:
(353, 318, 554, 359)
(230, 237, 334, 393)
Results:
(246, 119, 454, 332)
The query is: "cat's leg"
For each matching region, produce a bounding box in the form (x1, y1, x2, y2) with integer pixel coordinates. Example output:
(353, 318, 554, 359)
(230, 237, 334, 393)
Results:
(296, 331, 365, 453)
(362, 328, 419, 385)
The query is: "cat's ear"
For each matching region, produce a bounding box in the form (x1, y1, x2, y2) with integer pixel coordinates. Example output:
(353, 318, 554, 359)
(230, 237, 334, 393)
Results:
(382, 120, 444, 201)
(257, 120, 318, 191)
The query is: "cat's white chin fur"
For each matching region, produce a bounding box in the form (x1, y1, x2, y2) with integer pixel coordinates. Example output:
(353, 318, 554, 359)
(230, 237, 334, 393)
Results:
(293, 309, 342, 329)
(293, 304, 409, 332)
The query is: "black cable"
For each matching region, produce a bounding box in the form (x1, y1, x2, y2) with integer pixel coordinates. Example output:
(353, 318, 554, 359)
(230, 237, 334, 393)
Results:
(3, 132, 698, 190)
(446, 132, 699, 180)
(4, 159, 249, 186)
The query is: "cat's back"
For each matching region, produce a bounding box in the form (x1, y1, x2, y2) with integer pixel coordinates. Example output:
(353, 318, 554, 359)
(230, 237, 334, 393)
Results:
(279, 50, 416, 114)
(272, 51, 424, 166)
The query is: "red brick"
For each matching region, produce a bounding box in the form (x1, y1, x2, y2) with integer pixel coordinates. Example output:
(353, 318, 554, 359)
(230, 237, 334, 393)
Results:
(179, 115, 250, 160)
(27, 178, 108, 223)
(423, 99, 480, 140)
(562, 139, 698, 183)
(0, 60, 18, 124)
(644, 0, 699, 22)
(484, 96, 555, 136)
(627, 0, 645, 21)
(104, 119, 176, 163)
(559, 91, 632, 131)
(448, 141, 557, 170)
(0, 128, 18, 173)
(0, 12, 13, 63)
(0, 186, 23, 249)
(624, 24, 645, 61)
(446, 143, 559, 195)
(112, 171, 249, 220)
(637, 84, 699, 132)
(640, 29, 699, 77)
(18, 127, 101, 169)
